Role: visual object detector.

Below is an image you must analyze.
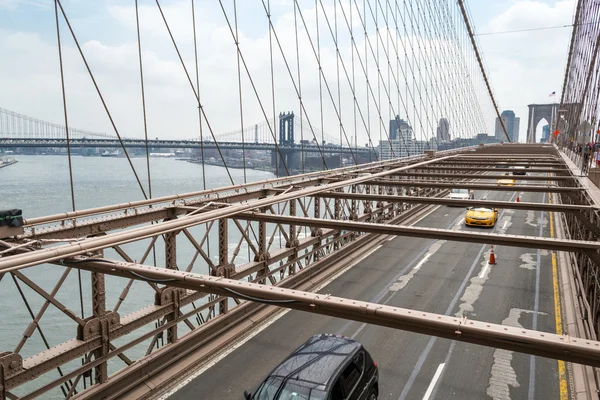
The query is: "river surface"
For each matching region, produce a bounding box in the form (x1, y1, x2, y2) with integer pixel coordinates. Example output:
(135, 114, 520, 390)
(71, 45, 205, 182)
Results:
(1, 155, 276, 398)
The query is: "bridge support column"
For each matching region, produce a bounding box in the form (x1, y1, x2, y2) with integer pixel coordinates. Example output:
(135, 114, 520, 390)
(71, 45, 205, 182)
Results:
(254, 207, 269, 284)
(364, 184, 372, 222)
(91, 265, 107, 383)
(311, 199, 323, 263)
(333, 189, 342, 250)
(286, 200, 299, 275)
(216, 219, 233, 314)
(164, 230, 179, 343)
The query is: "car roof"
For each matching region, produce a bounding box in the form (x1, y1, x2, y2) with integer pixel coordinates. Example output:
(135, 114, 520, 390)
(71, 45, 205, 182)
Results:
(268, 334, 362, 387)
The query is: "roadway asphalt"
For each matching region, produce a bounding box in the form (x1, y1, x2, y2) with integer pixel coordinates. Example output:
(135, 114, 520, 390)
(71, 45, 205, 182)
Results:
(169, 173, 563, 400)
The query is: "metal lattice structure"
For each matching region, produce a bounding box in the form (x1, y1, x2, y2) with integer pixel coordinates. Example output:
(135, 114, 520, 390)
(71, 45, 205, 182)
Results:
(1, 144, 600, 399)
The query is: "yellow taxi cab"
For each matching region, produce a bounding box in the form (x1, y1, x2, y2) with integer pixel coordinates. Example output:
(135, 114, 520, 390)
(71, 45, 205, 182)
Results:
(465, 207, 499, 227)
(497, 173, 515, 186)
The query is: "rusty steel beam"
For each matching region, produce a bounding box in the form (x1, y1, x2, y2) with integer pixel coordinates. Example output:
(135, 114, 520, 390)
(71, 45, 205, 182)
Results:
(313, 192, 599, 212)
(363, 180, 582, 193)
(418, 166, 571, 173)
(237, 213, 600, 253)
(22, 148, 475, 229)
(0, 197, 437, 396)
(0, 155, 457, 272)
(434, 161, 563, 167)
(69, 260, 600, 368)
(391, 172, 573, 181)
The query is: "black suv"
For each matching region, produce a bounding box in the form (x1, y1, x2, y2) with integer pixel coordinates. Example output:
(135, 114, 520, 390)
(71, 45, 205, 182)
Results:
(244, 334, 379, 400)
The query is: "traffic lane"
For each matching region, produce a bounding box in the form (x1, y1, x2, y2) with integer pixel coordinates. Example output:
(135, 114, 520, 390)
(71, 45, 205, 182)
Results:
(172, 180, 539, 398)
(376, 175, 559, 400)
(171, 200, 469, 399)
(340, 188, 518, 399)
(424, 189, 561, 399)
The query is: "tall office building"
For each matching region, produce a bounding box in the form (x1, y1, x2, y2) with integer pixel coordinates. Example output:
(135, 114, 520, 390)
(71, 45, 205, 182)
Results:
(495, 110, 520, 142)
(379, 117, 437, 159)
(436, 118, 450, 142)
(541, 124, 550, 143)
(388, 115, 412, 141)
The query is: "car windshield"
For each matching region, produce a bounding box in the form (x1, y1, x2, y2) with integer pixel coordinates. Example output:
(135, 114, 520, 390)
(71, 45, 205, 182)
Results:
(470, 207, 493, 212)
(451, 189, 469, 194)
(253, 377, 327, 400)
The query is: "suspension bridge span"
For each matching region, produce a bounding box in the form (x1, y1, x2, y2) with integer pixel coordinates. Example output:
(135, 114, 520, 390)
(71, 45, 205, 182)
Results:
(1, 0, 600, 399)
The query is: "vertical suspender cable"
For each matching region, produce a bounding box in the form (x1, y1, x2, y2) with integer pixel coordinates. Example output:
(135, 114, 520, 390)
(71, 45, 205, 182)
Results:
(233, 0, 247, 183)
(316, 0, 325, 170)
(135, 0, 158, 268)
(191, 0, 211, 270)
(53, 0, 84, 324)
(293, 2, 305, 174)
(55, 0, 149, 199)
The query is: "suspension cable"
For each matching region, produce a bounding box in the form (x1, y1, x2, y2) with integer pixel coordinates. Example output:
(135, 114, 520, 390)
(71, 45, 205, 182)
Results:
(457, 0, 509, 142)
(55, 0, 149, 199)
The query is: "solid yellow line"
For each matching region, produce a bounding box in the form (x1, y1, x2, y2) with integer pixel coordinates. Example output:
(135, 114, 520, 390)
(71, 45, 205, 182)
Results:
(548, 193, 569, 400)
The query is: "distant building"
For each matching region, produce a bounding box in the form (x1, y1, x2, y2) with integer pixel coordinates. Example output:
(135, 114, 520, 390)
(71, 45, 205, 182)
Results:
(436, 118, 450, 142)
(475, 133, 498, 144)
(379, 118, 437, 159)
(388, 115, 412, 141)
(541, 124, 550, 143)
(495, 110, 520, 142)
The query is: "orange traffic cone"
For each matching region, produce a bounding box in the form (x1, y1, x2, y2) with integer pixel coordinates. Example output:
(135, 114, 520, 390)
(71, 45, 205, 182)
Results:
(489, 245, 497, 265)
(516, 195, 520, 202)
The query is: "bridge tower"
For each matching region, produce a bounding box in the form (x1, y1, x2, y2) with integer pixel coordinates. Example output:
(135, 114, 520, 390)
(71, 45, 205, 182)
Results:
(278, 112, 295, 145)
(273, 112, 298, 175)
(526, 104, 559, 143)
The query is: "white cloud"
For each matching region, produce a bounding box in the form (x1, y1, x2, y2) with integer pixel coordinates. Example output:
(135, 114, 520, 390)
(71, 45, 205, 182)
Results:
(0, 0, 518, 146)
(477, 0, 576, 142)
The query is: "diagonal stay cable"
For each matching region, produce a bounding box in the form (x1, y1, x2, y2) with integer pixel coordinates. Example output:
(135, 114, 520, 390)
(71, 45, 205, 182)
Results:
(316, 0, 385, 161)
(55, 0, 148, 199)
(281, 0, 359, 165)
(215, 0, 292, 176)
(233, 0, 248, 183)
(220, 0, 330, 172)
(332, 0, 409, 158)
(135, 0, 158, 268)
(457, 0, 509, 142)
(54, 0, 86, 326)
(295, 1, 385, 162)
(135, 0, 152, 200)
(154, 0, 237, 183)
(191, 0, 207, 190)
(191, 0, 212, 268)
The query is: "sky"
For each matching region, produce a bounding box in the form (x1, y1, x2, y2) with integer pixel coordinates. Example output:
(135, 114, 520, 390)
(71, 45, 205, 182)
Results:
(0, 0, 577, 144)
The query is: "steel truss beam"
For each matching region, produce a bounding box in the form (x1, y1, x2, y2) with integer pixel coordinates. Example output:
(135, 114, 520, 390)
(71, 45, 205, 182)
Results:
(68, 259, 600, 368)
(313, 192, 599, 212)
(237, 213, 600, 253)
(390, 172, 573, 181)
(3, 145, 599, 399)
(22, 148, 474, 229)
(0, 155, 457, 271)
(434, 161, 563, 167)
(418, 166, 570, 173)
(362, 180, 583, 193)
(0, 197, 438, 395)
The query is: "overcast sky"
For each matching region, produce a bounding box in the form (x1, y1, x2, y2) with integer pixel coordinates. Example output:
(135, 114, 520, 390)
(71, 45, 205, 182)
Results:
(0, 0, 575, 144)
